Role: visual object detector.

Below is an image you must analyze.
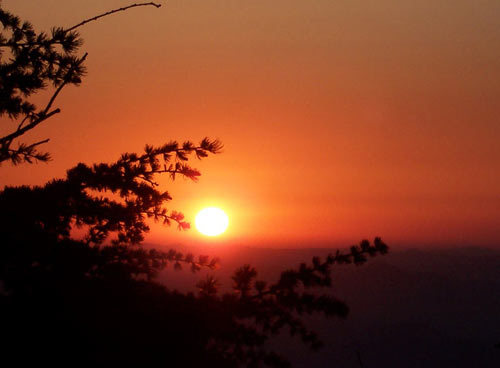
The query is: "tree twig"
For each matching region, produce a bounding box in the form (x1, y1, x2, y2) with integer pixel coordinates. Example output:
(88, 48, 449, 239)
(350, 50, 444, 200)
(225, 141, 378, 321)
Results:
(2, 138, 51, 164)
(137, 175, 159, 186)
(43, 53, 88, 115)
(65, 2, 162, 33)
(21, 138, 50, 149)
(17, 114, 32, 132)
(0, 109, 60, 145)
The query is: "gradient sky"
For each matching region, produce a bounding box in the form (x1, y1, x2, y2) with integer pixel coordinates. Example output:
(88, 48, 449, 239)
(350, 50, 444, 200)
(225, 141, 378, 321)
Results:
(1, 0, 499, 248)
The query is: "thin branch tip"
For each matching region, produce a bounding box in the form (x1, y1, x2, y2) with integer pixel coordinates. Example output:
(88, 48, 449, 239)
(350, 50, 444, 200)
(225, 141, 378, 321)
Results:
(65, 2, 163, 32)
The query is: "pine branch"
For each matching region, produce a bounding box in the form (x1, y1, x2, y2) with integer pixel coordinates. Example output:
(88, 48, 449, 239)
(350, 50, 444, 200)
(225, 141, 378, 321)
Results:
(0, 3, 163, 165)
(0, 109, 61, 146)
(143, 166, 201, 181)
(2, 138, 51, 165)
(137, 175, 159, 186)
(144, 210, 190, 230)
(65, 2, 162, 33)
(0, 53, 87, 161)
(132, 139, 223, 164)
(43, 53, 88, 115)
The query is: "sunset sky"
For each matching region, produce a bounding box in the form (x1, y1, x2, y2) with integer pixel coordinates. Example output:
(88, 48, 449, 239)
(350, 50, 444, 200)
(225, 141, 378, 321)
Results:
(2, 0, 499, 248)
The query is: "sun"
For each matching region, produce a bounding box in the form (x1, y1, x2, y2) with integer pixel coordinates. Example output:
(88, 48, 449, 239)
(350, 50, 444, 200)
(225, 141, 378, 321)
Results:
(195, 207, 229, 236)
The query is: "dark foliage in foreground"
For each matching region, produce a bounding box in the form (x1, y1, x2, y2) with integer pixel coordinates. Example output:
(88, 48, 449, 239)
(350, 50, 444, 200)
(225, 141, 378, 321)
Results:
(0, 3, 389, 367)
(0, 142, 388, 367)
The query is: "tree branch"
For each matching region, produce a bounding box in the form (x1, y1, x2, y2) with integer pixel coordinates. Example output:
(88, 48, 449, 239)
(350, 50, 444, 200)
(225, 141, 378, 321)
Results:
(43, 53, 88, 115)
(144, 210, 190, 230)
(0, 109, 60, 146)
(65, 2, 162, 33)
(17, 114, 32, 132)
(137, 175, 159, 186)
(1, 138, 51, 165)
(0, 53, 87, 147)
(17, 138, 50, 150)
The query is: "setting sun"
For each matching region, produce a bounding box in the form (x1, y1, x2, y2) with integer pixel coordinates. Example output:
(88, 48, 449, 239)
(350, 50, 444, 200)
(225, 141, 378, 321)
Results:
(195, 207, 229, 236)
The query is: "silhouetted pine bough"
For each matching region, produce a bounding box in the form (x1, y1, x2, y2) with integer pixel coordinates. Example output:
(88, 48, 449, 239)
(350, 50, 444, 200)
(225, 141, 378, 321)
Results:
(0, 3, 389, 367)
(0, 2, 161, 164)
(0, 141, 388, 366)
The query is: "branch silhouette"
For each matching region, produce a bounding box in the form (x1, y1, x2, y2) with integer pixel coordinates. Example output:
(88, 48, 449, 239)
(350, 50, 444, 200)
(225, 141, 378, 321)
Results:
(65, 2, 162, 33)
(0, 3, 161, 165)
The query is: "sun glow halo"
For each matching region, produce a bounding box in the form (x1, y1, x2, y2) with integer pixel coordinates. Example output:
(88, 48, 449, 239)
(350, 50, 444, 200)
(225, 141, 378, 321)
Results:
(195, 207, 229, 236)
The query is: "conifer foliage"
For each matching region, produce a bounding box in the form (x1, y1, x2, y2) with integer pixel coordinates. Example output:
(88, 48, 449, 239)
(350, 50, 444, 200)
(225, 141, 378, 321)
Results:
(0, 2, 160, 164)
(0, 5, 84, 163)
(0, 3, 388, 367)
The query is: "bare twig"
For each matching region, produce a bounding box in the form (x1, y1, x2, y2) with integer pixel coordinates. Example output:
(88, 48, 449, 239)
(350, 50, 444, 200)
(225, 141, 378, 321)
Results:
(17, 114, 32, 132)
(20, 138, 50, 149)
(65, 2, 162, 33)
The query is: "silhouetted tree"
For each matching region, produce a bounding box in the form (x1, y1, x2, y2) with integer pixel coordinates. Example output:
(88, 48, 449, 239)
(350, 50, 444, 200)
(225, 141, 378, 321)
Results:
(0, 138, 388, 367)
(0, 3, 388, 367)
(0, 2, 160, 164)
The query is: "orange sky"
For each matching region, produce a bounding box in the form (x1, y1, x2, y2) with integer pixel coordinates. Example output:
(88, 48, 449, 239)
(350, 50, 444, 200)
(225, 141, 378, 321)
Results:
(1, 0, 499, 248)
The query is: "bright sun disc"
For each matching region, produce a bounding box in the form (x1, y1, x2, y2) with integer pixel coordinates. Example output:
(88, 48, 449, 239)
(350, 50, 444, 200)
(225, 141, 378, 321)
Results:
(195, 207, 229, 236)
